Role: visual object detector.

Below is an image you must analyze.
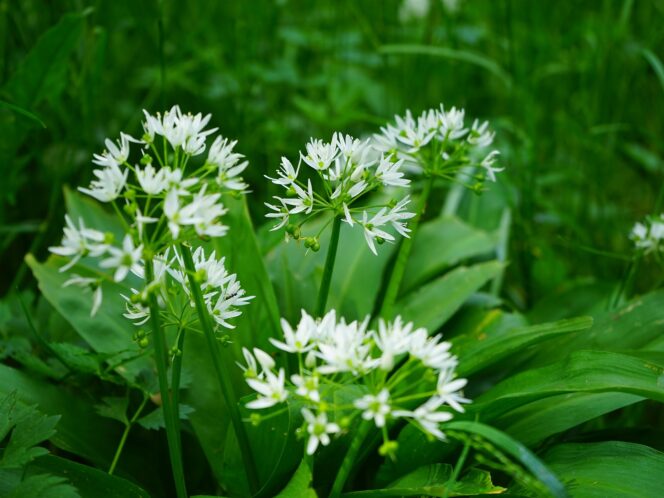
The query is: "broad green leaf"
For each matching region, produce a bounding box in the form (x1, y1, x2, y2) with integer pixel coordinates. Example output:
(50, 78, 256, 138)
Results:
(472, 351, 664, 421)
(28, 455, 150, 498)
(183, 330, 299, 496)
(396, 261, 503, 331)
(275, 458, 317, 498)
(211, 195, 281, 350)
(342, 464, 505, 497)
(4, 12, 84, 107)
(247, 400, 303, 497)
(0, 363, 118, 467)
(442, 421, 567, 498)
(526, 289, 664, 368)
(64, 188, 126, 242)
(527, 280, 612, 324)
(496, 393, 643, 447)
(402, 216, 496, 293)
(180, 331, 233, 491)
(540, 441, 664, 497)
(26, 254, 150, 384)
(328, 222, 395, 319)
(453, 316, 593, 377)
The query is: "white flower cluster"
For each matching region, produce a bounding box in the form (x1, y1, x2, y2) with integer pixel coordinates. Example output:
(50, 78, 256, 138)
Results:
(630, 214, 664, 255)
(120, 247, 253, 329)
(49, 107, 253, 328)
(375, 104, 502, 183)
(266, 133, 415, 255)
(241, 310, 469, 456)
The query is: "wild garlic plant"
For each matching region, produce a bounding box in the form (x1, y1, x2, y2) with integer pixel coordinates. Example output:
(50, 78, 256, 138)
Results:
(266, 133, 415, 314)
(631, 213, 664, 257)
(240, 310, 469, 498)
(375, 105, 501, 184)
(374, 104, 502, 318)
(613, 213, 664, 308)
(48, 105, 260, 498)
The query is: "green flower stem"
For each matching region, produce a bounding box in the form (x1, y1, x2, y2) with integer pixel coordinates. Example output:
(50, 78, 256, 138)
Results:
(108, 395, 149, 475)
(379, 176, 435, 319)
(145, 258, 188, 498)
(329, 419, 372, 498)
(612, 255, 642, 309)
(316, 216, 342, 316)
(171, 326, 186, 451)
(179, 244, 260, 494)
(442, 436, 472, 498)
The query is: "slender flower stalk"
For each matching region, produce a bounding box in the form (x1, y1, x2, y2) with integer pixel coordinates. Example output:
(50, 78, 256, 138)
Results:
(108, 395, 149, 475)
(316, 216, 342, 316)
(146, 257, 188, 498)
(180, 244, 259, 493)
(329, 420, 372, 498)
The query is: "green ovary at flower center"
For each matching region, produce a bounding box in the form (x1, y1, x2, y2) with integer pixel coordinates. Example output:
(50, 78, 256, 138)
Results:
(312, 421, 326, 436)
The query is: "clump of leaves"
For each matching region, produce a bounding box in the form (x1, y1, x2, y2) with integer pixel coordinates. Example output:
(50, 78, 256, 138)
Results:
(0, 390, 79, 498)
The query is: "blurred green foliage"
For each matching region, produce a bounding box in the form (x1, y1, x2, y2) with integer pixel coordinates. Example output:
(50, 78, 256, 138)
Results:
(2, 0, 664, 304)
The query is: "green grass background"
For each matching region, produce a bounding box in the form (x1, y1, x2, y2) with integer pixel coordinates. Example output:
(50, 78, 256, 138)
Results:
(2, 0, 663, 304)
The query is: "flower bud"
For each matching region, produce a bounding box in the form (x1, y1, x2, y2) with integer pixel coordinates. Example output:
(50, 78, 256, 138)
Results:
(104, 232, 115, 245)
(339, 416, 351, 429)
(194, 268, 207, 284)
(379, 440, 398, 458)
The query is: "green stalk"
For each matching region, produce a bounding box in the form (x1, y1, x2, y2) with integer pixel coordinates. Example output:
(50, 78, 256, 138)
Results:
(145, 258, 188, 498)
(442, 436, 471, 498)
(329, 420, 371, 498)
(316, 216, 342, 316)
(171, 325, 186, 451)
(379, 176, 435, 319)
(108, 395, 149, 475)
(611, 255, 641, 309)
(179, 244, 260, 494)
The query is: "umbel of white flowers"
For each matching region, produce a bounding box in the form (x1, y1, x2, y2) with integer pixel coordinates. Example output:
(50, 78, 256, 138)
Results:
(375, 104, 502, 185)
(265, 133, 415, 255)
(630, 213, 664, 255)
(240, 310, 469, 456)
(49, 106, 253, 326)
